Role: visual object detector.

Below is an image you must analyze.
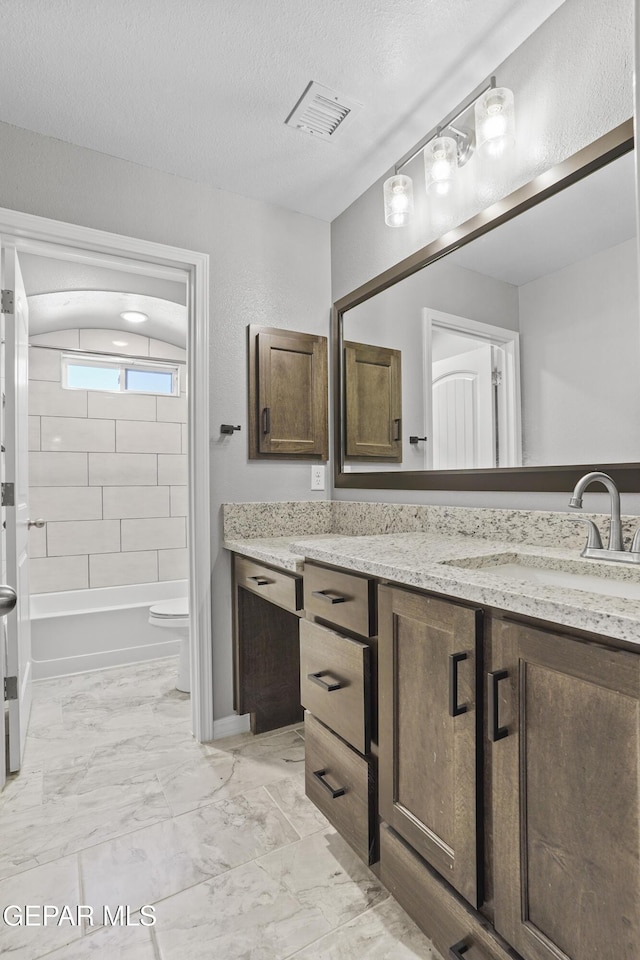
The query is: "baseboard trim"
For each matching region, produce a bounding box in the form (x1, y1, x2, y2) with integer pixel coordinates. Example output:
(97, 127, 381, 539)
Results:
(212, 713, 251, 740)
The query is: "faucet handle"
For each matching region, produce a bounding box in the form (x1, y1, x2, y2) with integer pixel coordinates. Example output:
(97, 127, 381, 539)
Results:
(570, 516, 603, 550)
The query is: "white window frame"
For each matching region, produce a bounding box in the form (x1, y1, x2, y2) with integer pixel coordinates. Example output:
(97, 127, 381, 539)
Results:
(61, 353, 180, 396)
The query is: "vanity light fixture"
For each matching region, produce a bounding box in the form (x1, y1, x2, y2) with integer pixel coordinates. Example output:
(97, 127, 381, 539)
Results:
(383, 76, 515, 227)
(120, 310, 148, 324)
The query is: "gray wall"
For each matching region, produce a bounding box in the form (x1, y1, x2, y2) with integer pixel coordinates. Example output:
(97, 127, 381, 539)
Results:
(331, 0, 640, 514)
(0, 121, 331, 721)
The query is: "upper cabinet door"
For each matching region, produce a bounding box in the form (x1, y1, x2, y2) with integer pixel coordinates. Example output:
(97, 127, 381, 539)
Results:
(491, 618, 640, 960)
(344, 341, 402, 461)
(378, 585, 481, 908)
(248, 326, 328, 459)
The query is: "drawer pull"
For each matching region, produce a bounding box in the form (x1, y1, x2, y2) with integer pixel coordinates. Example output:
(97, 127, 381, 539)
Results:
(311, 589, 346, 604)
(449, 940, 469, 959)
(488, 669, 509, 742)
(312, 768, 346, 799)
(448, 652, 468, 718)
(247, 575, 272, 586)
(262, 406, 271, 435)
(308, 671, 343, 692)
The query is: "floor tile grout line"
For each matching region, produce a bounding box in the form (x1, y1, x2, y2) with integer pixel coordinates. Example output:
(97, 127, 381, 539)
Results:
(281, 895, 394, 960)
(262, 783, 305, 840)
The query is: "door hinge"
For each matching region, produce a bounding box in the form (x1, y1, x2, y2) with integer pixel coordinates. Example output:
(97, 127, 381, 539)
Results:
(1, 482, 14, 506)
(491, 368, 503, 387)
(1, 290, 14, 314)
(4, 676, 17, 701)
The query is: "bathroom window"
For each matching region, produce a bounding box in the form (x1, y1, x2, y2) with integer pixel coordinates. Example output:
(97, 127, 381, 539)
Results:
(62, 355, 180, 395)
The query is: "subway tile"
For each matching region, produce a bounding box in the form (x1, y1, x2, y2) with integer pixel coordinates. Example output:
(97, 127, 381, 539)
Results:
(30, 555, 88, 593)
(157, 394, 187, 423)
(149, 338, 186, 361)
(158, 548, 188, 581)
(30, 380, 88, 417)
(170, 485, 188, 517)
(30, 452, 88, 487)
(121, 517, 186, 552)
(87, 391, 157, 421)
(29, 416, 40, 451)
(116, 420, 181, 454)
(158, 454, 187, 485)
(29, 346, 62, 381)
(30, 330, 79, 349)
(90, 551, 158, 588)
(181, 423, 188, 454)
(79, 329, 150, 356)
(47, 520, 121, 557)
(29, 523, 47, 558)
(103, 486, 170, 519)
(29, 486, 103, 522)
(42, 417, 115, 452)
(89, 453, 157, 486)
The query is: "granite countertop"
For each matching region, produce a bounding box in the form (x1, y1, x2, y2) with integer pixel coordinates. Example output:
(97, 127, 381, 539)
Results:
(225, 532, 640, 645)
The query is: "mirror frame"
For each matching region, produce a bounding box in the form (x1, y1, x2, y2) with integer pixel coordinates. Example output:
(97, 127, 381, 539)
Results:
(333, 119, 639, 492)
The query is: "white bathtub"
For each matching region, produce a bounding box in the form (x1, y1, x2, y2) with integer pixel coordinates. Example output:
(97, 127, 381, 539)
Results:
(30, 580, 188, 680)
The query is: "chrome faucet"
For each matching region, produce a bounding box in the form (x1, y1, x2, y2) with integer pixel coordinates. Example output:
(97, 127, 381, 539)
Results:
(568, 471, 640, 564)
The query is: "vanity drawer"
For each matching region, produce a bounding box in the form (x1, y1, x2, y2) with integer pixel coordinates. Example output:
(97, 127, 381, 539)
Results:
(235, 555, 302, 614)
(305, 713, 375, 864)
(300, 619, 370, 754)
(304, 561, 376, 637)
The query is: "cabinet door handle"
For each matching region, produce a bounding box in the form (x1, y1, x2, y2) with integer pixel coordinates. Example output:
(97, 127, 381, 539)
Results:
(393, 417, 401, 441)
(488, 669, 509, 742)
(449, 652, 468, 717)
(312, 768, 346, 799)
(247, 575, 272, 586)
(262, 406, 271, 434)
(307, 671, 343, 692)
(311, 589, 346, 604)
(449, 940, 469, 959)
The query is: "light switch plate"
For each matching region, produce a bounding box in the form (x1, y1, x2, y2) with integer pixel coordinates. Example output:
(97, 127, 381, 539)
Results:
(311, 464, 325, 490)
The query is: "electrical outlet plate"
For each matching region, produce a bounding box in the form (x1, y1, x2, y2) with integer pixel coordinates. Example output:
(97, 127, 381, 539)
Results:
(311, 464, 325, 490)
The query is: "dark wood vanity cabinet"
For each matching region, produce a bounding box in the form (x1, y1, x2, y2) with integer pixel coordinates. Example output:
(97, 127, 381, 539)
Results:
(248, 325, 328, 460)
(490, 618, 640, 960)
(232, 554, 304, 734)
(378, 586, 482, 908)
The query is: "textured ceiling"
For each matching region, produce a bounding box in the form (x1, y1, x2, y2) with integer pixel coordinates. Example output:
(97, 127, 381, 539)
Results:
(0, 0, 566, 221)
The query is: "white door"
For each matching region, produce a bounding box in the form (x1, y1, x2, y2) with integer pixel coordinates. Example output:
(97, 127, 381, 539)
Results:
(2, 242, 32, 773)
(431, 344, 495, 469)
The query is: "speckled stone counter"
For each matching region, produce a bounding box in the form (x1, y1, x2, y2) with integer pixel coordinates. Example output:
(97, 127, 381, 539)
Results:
(288, 532, 640, 646)
(223, 534, 337, 573)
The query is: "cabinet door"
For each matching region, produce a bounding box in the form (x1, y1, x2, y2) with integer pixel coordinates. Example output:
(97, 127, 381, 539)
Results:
(491, 619, 640, 960)
(344, 341, 402, 460)
(249, 326, 328, 459)
(379, 586, 481, 907)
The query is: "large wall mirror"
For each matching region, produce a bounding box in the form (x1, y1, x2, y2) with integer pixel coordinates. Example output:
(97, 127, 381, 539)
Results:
(334, 119, 640, 491)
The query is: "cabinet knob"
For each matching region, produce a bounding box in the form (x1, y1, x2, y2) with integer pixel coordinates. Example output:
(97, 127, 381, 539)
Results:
(449, 940, 469, 959)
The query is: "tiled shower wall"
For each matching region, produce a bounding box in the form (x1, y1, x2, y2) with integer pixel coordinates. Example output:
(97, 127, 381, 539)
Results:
(28, 329, 187, 593)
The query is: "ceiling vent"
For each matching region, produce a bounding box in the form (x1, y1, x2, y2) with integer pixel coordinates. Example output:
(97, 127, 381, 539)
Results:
(285, 81, 361, 141)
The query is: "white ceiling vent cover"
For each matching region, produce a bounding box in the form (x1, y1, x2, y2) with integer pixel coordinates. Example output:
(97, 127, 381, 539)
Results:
(285, 81, 362, 140)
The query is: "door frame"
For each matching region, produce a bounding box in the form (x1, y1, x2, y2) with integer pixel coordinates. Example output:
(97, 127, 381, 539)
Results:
(423, 308, 522, 469)
(0, 207, 213, 743)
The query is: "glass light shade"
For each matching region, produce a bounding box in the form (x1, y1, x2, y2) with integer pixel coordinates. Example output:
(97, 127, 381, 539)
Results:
(475, 86, 515, 159)
(383, 174, 414, 227)
(424, 136, 458, 196)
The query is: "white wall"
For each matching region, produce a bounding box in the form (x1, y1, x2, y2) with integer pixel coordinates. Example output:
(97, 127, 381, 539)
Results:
(518, 237, 640, 465)
(331, 0, 640, 513)
(0, 121, 331, 721)
(28, 330, 188, 593)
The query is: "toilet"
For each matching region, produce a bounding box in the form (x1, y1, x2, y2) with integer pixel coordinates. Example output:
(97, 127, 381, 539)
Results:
(148, 598, 190, 693)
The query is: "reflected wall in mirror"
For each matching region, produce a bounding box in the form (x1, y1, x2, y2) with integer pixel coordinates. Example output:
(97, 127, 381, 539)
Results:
(336, 121, 640, 490)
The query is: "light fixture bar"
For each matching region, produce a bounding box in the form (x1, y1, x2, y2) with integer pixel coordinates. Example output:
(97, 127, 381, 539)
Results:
(394, 75, 496, 174)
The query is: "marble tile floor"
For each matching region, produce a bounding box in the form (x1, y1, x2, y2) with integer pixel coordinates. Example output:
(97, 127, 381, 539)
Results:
(0, 657, 442, 960)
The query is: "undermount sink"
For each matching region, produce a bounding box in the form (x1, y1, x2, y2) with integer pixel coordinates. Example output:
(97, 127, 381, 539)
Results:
(442, 552, 640, 601)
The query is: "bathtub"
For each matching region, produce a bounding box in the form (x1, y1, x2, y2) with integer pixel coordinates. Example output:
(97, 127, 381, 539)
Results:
(30, 580, 188, 680)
